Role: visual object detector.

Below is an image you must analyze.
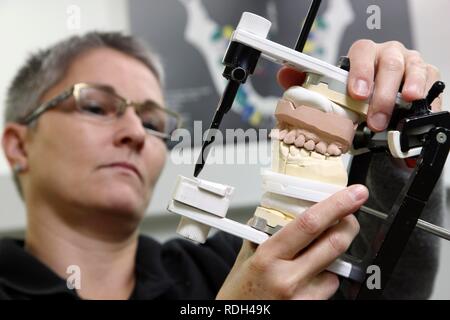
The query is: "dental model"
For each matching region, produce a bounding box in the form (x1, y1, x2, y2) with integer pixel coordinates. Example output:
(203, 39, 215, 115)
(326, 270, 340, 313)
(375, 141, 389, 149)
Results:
(251, 86, 360, 233)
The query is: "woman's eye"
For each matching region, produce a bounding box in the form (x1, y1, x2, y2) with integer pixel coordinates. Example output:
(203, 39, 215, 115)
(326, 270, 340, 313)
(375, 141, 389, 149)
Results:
(81, 103, 106, 115)
(143, 121, 159, 132)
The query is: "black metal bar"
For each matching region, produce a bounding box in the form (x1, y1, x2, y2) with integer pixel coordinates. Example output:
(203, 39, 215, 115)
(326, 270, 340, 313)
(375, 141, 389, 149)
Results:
(193, 41, 261, 177)
(295, 0, 322, 52)
(355, 126, 450, 299)
(194, 80, 241, 177)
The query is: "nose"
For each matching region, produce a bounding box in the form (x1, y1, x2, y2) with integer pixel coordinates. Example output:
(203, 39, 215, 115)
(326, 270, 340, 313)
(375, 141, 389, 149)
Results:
(113, 107, 146, 151)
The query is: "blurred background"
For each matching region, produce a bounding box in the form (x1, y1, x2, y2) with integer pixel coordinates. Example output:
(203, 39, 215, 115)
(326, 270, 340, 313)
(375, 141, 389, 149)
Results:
(0, 0, 449, 298)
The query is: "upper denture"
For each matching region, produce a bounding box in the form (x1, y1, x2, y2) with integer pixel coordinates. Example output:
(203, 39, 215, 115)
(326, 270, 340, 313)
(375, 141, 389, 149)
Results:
(279, 129, 288, 140)
(303, 140, 316, 151)
(283, 130, 297, 144)
(315, 141, 328, 154)
(275, 99, 355, 153)
(327, 143, 342, 156)
(294, 134, 305, 148)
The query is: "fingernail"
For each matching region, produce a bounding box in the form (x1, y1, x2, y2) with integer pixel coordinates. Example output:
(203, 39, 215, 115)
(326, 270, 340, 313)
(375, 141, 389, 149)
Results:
(353, 79, 369, 96)
(349, 185, 368, 202)
(370, 112, 388, 131)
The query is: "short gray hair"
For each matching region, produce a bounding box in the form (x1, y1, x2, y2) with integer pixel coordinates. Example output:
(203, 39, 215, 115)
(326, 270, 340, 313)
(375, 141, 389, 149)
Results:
(4, 31, 164, 198)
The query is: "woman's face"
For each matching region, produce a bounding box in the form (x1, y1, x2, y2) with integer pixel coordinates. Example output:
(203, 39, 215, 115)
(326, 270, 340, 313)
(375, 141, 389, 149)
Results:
(23, 48, 167, 221)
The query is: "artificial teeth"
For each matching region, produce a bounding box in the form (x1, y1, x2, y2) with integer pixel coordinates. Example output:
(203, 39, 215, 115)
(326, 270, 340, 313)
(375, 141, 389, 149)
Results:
(270, 129, 280, 139)
(311, 151, 325, 160)
(283, 130, 297, 144)
(301, 130, 319, 143)
(327, 143, 342, 156)
(294, 134, 305, 148)
(299, 148, 310, 157)
(304, 140, 316, 151)
(280, 142, 289, 157)
(315, 141, 328, 154)
(289, 145, 300, 156)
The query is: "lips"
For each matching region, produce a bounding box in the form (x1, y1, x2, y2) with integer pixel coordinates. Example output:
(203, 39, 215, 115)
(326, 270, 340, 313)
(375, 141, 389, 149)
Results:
(102, 162, 143, 181)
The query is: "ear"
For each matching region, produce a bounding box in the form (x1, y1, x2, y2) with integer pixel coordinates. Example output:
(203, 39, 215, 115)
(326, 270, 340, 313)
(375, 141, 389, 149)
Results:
(2, 123, 29, 172)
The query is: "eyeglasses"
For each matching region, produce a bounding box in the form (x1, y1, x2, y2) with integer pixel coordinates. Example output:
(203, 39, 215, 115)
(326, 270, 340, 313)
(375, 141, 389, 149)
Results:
(19, 83, 183, 143)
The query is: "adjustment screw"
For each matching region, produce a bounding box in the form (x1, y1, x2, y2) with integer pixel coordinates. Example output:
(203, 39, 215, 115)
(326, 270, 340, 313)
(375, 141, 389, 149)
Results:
(436, 132, 447, 144)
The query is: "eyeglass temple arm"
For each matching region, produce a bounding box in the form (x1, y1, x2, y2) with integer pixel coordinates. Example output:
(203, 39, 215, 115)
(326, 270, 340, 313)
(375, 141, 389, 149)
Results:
(20, 89, 74, 124)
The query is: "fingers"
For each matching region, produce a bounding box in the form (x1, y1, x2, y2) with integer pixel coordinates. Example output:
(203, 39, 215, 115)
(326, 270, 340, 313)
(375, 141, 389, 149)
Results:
(369, 41, 406, 131)
(291, 215, 360, 282)
(347, 39, 377, 100)
(280, 40, 441, 131)
(401, 50, 428, 102)
(293, 271, 340, 300)
(260, 184, 368, 260)
(347, 41, 440, 132)
(277, 66, 306, 89)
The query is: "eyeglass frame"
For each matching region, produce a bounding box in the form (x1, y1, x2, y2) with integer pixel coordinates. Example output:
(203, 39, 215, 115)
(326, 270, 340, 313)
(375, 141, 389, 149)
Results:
(18, 82, 183, 142)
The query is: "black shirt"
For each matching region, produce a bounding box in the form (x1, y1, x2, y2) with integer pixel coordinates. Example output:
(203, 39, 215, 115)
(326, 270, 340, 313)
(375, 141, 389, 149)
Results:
(0, 232, 242, 300)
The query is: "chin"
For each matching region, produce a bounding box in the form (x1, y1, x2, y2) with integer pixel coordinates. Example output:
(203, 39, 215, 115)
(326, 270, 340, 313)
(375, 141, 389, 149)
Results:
(95, 184, 147, 219)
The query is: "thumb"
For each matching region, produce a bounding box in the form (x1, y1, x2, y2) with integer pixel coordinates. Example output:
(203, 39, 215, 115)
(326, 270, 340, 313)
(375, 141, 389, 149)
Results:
(277, 66, 306, 89)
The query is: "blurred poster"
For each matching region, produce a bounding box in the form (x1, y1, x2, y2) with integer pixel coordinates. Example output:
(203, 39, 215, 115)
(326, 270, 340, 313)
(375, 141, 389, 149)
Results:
(129, 0, 413, 144)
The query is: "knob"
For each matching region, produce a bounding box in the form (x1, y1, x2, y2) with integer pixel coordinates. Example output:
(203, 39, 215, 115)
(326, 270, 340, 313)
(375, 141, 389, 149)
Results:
(236, 12, 272, 39)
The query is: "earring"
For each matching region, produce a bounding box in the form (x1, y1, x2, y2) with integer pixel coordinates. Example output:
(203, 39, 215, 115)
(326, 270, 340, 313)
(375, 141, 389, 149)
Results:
(13, 163, 24, 174)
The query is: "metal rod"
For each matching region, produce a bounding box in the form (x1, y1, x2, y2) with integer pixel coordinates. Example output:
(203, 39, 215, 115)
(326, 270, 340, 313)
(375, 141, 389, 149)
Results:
(194, 80, 241, 177)
(295, 0, 322, 52)
(360, 206, 450, 241)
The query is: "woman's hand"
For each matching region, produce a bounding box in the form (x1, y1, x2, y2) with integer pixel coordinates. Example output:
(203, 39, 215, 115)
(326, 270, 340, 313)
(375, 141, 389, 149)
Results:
(277, 40, 442, 132)
(216, 185, 368, 300)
